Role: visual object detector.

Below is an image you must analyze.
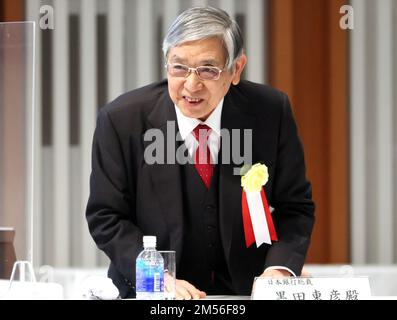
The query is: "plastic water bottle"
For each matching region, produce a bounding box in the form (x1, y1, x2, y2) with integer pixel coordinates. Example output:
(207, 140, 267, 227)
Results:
(135, 236, 164, 300)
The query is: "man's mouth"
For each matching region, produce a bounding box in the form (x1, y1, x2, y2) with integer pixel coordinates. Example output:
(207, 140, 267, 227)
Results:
(183, 96, 204, 105)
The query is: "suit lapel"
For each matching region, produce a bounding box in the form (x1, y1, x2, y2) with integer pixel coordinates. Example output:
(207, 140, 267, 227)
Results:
(144, 87, 184, 265)
(219, 86, 256, 262)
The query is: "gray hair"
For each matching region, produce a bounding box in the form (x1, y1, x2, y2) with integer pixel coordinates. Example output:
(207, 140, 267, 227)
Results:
(162, 6, 244, 71)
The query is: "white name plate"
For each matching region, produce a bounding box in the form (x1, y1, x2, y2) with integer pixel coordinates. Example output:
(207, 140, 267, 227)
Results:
(251, 277, 371, 300)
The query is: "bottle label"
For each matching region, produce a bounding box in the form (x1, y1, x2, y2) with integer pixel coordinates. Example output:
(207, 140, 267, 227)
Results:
(136, 259, 164, 293)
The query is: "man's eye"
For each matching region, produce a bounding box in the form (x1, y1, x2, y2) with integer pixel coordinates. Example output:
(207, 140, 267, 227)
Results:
(199, 67, 218, 75)
(173, 64, 187, 71)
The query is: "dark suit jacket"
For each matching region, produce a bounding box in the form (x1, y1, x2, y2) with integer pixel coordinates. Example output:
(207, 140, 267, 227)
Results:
(86, 79, 315, 297)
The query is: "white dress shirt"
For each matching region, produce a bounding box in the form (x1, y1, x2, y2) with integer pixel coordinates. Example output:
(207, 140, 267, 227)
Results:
(174, 99, 223, 164)
(174, 99, 296, 278)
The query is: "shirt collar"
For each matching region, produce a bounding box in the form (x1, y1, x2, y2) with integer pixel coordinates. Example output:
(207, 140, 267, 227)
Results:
(174, 99, 224, 140)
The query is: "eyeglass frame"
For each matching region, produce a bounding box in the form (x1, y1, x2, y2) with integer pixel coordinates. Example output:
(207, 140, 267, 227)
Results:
(165, 62, 225, 81)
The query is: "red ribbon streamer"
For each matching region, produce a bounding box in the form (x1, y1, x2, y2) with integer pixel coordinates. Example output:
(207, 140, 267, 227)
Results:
(241, 188, 278, 248)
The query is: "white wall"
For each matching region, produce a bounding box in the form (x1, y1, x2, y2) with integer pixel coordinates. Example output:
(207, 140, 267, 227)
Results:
(350, 0, 397, 264)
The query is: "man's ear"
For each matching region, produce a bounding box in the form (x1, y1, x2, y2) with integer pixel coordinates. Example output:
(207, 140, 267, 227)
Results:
(231, 53, 247, 85)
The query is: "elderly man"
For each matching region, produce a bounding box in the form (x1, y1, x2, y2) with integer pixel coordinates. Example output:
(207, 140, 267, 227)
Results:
(86, 6, 315, 299)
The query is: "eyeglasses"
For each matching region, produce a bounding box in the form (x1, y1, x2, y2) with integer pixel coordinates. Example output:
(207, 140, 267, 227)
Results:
(165, 63, 224, 81)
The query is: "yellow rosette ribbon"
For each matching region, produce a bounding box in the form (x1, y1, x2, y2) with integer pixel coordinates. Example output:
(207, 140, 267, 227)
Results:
(241, 163, 268, 192)
(241, 163, 278, 247)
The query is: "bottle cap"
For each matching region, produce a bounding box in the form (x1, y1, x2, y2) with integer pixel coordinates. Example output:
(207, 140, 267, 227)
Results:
(143, 235, 156, 247)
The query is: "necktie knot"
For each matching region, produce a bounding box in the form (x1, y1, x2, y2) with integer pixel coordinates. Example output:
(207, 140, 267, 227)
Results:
(192, 124, 211, 142)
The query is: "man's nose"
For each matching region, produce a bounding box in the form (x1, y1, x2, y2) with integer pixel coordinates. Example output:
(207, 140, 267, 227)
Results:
(184, 72, 203, 92)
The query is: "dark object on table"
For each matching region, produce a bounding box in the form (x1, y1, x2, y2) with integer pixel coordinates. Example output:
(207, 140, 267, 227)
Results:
(0, 228, 17, 279)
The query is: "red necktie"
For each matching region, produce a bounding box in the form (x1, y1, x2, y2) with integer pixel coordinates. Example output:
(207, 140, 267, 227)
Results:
(192, 124, 214, 189)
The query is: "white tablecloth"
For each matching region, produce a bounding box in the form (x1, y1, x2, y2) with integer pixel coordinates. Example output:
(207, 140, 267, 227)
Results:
(3, 264, 397, 299)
